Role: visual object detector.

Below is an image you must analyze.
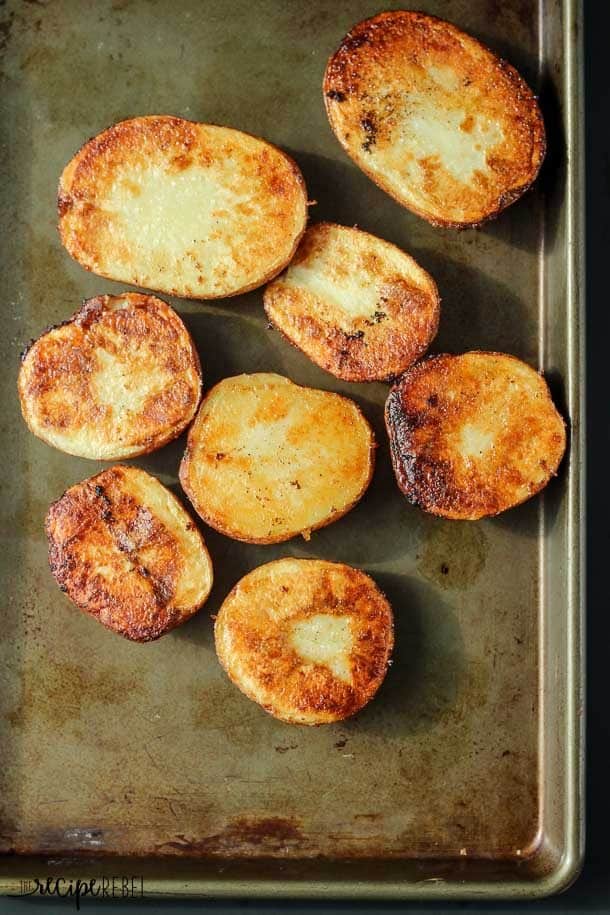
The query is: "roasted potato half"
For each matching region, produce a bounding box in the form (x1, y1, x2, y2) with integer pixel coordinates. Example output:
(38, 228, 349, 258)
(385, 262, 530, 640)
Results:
(324, 11, 545, 227)
(179, 373, 375, 543)
(19, 293, 201, 461)
(385, 352, 566, 520)
(264, 222, 440, 382)
(58, 116, 308, 298)
(215, 558, 394, 725)
(46, 465, 213, 642)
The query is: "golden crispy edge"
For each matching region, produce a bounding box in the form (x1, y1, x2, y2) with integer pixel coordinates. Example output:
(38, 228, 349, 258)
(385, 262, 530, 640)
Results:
(57, 116, 310, 299)
(384, 351, 567, 519)
(214, 559, 394, 725)
(18, 293, 203, 460)
(264, 221, 441, 382)
(323, 11, 546, 229)
(46, 465, 213, 642)
(179, 377, 377, 544)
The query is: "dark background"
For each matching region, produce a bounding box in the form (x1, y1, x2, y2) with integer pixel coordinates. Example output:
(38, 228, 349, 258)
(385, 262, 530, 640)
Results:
(1, 0, 607, 911)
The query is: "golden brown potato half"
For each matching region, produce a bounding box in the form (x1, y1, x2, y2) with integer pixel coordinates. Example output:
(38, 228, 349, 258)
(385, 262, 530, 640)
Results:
(215, 558, 394, 725)
(58, 116, 308, 298)
(179, 373, 375, 543)
(264, 222, 440, 382)
(46, 465, 213, 642)
(18, 293, 201, 461)
(324, 11, 545, 227)
(385, 352, 566, 520)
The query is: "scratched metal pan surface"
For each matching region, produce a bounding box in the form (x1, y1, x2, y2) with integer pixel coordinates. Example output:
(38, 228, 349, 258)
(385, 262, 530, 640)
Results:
(0, 0, 583, 900)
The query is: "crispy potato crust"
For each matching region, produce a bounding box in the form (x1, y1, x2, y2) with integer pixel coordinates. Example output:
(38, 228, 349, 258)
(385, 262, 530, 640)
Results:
(324, 11, 545, 227)
(46, 465, 213, 642)
(385, 352, 566, 520)
(18, 293, 201, 460)
(179, 373, 375, 543)
(58, 115, 308, 298)
(264, 222, 440, 381)
(215, 558, 394, 724)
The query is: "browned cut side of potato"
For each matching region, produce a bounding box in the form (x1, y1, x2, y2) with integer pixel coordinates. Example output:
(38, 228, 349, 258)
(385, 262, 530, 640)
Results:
(324, 11, 545, 227)
(385, 352, 566, 520)
(215, 558, 394, 725)
(179, 373, 375, 543)
(58, 116, 308, 298)
(264, 222, 440, 382)
(46, 465, 213, 642)
(18, 293, 201, 460)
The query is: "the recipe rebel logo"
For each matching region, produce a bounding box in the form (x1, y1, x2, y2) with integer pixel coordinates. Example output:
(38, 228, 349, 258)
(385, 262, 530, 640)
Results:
(14, 875, 145, 908)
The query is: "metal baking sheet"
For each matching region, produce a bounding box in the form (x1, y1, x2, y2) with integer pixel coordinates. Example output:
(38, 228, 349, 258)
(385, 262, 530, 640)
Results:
(0, 0, 584, 900)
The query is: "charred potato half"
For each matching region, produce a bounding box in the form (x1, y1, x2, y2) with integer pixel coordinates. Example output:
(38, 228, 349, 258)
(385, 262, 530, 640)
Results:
(264, 222, 440, 382)
(385, 352, 566, 520)
(179, 373, 375, 543)
(215, 558, 394, 725)
(324, 11, 545, 227)
(58, 116, 308, 298)
(19, 293, 201, 461)
(46, 465, 213, 642)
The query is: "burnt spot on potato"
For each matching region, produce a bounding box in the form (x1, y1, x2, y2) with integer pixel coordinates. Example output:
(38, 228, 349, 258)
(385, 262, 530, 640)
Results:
(360, 114, 377, 152)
